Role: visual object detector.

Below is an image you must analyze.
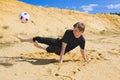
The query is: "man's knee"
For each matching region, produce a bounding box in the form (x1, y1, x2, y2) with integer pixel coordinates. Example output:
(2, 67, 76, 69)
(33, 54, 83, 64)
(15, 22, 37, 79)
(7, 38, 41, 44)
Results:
(33, 36, 41, 42)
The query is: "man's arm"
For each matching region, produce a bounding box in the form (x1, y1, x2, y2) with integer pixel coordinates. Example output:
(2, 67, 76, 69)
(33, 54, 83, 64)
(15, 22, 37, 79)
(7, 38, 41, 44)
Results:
(80, 49, 87, 62)
(59, 42, 67, 63)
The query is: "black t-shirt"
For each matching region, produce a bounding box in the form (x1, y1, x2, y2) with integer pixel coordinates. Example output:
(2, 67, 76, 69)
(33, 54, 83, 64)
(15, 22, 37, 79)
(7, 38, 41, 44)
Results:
(61, 29, 85, 53)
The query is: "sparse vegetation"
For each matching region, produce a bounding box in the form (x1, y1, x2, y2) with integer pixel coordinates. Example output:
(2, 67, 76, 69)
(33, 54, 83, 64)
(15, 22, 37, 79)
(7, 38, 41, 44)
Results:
(99, 30, 106, 35)
(31, 20, 35, 24)
(47, 68, 52, 75)
(45, 27, 49, 31)
(0, 31, 4, 39)
(110, 13, 120, 16)
(2, 25, 9, 29)
(0, 1, 120, 80)
(0, 36, 3, 39)
(45, 6, 51, 8)
(0, 42, 13, 48)
(19, 32, 27, 36)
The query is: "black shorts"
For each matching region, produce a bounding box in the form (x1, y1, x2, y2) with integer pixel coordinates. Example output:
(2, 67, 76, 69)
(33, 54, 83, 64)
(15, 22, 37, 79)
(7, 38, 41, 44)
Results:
(33, 36, 61, 55)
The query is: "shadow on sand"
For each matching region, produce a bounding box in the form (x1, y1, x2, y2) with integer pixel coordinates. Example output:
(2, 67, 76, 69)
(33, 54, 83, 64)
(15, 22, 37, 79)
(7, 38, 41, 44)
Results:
(0, 56, 76, 66)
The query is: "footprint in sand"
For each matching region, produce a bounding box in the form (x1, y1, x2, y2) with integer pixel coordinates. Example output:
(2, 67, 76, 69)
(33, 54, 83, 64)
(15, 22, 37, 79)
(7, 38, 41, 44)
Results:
(90, 57, 94, 60)
(98, 53, 108, 60)
(55, 73, 60, 76)
(55, 73, 73, 80)
(0, 58, 14, 67)
(96, 57, 100, 60)
(0, 36, 3, 39)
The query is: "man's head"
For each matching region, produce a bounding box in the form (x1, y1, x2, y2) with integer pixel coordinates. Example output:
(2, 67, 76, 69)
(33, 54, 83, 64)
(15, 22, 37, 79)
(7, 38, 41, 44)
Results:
(73, 22, 85, 37)
(73, 22, 85, 32)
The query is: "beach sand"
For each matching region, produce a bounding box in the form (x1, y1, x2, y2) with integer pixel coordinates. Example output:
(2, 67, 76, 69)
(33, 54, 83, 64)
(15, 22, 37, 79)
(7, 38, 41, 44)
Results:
(0, 0, 120, 80)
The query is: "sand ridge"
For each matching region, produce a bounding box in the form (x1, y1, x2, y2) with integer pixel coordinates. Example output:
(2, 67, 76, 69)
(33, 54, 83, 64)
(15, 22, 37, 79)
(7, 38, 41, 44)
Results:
(0, 0, 120, 80)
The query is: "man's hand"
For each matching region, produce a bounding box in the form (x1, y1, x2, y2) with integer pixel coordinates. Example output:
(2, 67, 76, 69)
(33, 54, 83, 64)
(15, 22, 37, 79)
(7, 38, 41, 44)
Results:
(59, 42, 67, 64)
(80, 49, 88, 62)
(59, 59, 63, 64)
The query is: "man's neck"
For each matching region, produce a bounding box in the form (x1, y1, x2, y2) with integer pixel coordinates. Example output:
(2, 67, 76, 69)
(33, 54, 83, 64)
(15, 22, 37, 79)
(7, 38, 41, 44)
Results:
(74, 34, 81, 38)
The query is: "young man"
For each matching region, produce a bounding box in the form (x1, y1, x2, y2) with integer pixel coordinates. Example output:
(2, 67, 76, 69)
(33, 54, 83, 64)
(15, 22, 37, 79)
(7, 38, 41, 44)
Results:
(17, 22, 87, 63)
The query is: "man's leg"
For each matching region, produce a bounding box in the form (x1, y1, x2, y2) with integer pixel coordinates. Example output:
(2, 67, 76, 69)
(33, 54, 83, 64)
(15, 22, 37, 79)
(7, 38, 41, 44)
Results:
(32, 36, 59, 46)
(34, 41, 48, 50)
(16, 35, 33, 43)
(16, 35, 58, 51)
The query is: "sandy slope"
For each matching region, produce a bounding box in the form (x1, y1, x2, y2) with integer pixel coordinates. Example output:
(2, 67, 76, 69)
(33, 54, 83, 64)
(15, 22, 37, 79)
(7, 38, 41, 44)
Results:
(0, 0, 120, 80)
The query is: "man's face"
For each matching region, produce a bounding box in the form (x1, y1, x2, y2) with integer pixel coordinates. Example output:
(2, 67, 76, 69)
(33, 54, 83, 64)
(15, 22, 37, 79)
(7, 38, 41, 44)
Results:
(73, 27, 82, 37)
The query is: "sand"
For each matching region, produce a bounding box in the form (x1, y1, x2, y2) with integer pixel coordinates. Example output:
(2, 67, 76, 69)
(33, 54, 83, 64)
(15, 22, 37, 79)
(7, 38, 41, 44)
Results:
(0, 0, 120, 80)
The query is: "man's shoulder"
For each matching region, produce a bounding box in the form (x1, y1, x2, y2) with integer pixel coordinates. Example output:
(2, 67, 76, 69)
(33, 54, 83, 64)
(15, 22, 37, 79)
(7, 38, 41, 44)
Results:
(80, 35, 85, 41)
(65, 29, 73, 33)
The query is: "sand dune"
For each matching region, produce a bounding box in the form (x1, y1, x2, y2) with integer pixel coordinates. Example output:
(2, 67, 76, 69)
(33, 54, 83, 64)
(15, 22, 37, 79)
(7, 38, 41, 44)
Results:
(0, 0, 120, 80)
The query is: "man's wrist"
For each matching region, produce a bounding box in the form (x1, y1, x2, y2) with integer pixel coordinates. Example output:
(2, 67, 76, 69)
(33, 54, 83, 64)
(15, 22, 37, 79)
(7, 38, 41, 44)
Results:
(59, 59, 63, 63)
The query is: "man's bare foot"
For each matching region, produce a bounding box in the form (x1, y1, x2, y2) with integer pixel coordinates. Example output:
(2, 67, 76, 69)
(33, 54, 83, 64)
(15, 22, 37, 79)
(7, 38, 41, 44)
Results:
(16, 35, 25, 42)
(84, 59, 91, 63)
